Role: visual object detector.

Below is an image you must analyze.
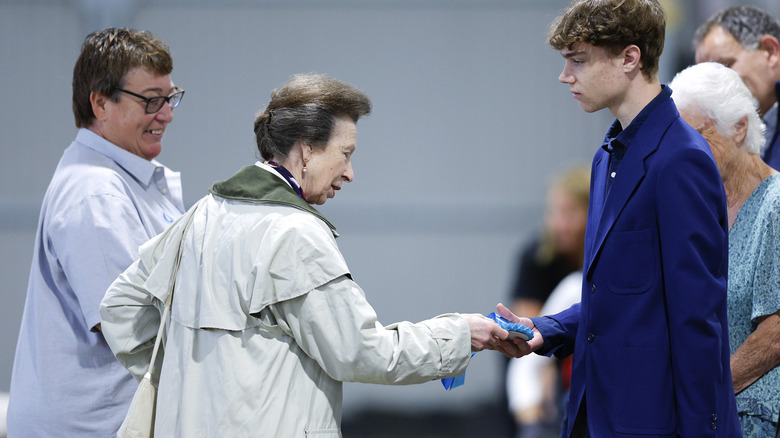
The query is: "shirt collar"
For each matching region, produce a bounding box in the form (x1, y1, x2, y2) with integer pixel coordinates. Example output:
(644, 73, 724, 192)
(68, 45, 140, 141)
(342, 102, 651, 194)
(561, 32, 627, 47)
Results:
(602, 84, 672, 153)
(75, 128, 162, 186)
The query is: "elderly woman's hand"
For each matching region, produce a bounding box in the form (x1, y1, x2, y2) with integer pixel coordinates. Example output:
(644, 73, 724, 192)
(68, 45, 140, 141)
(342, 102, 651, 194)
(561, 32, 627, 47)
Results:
(462, 307, 542, 359)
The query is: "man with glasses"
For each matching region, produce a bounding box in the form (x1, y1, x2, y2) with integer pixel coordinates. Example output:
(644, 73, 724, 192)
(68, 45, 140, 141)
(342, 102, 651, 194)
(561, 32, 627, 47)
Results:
(7, 28, 185, 436)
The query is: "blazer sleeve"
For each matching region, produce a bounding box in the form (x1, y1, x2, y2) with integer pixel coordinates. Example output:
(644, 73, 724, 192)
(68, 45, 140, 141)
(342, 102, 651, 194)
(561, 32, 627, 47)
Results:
(655, 145, 731, 435)
(531, 302, 580, 358)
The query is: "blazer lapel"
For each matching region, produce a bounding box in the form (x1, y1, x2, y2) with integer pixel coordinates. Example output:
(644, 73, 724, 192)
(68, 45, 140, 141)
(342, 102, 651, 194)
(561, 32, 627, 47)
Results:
(586, 150, 647, 279)
(586, 150, 607, 261)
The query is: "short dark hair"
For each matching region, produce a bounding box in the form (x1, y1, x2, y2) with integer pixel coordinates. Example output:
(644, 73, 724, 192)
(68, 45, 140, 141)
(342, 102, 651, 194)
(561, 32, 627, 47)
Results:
(693, 6, 780, 50)
(72, 28, 173, 128)
(254, 74, 372, 161)
(547, 0, 666, 80)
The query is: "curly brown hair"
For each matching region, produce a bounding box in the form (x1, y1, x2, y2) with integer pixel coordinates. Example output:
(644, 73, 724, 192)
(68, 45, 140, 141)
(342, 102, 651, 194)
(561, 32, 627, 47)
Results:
(72, 28, 173, 128)
(547, 0, 666, 80)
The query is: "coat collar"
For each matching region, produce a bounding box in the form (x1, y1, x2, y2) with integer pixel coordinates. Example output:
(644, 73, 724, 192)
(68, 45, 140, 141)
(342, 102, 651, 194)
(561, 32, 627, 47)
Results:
(586, 96, 679, 278)
(209, 165, 338, 234)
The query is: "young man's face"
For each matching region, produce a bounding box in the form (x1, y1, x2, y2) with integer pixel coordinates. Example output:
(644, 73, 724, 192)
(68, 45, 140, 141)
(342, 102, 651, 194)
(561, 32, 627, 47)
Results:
(558, 42, 628, 114)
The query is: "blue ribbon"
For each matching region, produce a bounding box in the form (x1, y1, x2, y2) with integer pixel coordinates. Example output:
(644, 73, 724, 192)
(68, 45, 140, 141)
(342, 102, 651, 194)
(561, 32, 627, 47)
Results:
(440, 312, 533, 390)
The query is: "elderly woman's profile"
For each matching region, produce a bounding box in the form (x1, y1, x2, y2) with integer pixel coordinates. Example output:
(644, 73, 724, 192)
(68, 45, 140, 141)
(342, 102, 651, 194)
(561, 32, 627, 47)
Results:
(100, 73, 522, 436)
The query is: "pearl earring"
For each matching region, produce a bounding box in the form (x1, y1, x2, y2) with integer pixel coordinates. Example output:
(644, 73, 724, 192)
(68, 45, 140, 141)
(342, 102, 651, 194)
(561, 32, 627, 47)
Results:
(303, 161, 307, 173)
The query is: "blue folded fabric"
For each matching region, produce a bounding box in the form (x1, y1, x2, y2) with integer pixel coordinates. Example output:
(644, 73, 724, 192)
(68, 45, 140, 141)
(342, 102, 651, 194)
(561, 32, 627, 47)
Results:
(441, 313, 534, 390)
(441, 353, 476, 390)
(486, 312, 534, 341)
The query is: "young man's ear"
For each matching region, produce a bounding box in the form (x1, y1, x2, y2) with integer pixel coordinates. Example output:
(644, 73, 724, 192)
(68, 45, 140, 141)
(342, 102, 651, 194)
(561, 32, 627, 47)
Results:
(622, 45, 642, 73)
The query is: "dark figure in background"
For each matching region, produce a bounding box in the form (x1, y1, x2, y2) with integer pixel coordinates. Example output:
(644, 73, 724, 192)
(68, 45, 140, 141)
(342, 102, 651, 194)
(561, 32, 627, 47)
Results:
(510, 167, 590, 320)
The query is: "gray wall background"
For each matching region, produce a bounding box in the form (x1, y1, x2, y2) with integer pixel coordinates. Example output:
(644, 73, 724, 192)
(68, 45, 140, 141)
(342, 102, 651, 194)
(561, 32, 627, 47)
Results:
(1, 0, 776, 430)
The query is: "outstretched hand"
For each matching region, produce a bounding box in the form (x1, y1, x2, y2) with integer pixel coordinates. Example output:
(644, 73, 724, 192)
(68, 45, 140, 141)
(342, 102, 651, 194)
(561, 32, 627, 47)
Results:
(495, 303, 544, 356)
(463, 305, 543, 358)
(462, 313, 524, 358)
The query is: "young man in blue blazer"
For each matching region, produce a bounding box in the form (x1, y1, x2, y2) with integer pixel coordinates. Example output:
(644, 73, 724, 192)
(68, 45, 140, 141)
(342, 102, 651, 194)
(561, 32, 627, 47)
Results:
(499, 0, 741, 436)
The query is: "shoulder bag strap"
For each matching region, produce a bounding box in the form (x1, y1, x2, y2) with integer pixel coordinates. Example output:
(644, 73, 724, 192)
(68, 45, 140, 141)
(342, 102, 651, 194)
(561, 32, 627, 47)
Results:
(143, 206, 199, 380)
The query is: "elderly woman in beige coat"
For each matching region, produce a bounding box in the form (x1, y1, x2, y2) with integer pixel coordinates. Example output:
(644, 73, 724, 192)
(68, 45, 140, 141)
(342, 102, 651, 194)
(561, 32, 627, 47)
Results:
(100, 74, 522, 437)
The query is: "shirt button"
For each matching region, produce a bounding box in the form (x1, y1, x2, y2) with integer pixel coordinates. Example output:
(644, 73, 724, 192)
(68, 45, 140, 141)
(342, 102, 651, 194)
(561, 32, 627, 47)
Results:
(161, 188, 168, 194)
(587, 333, 595, 343)
(156, 167, 162, 173)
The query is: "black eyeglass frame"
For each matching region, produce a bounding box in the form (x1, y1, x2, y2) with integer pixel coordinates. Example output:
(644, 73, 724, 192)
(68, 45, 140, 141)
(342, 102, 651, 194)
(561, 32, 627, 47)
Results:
(114, 87, 185, 114)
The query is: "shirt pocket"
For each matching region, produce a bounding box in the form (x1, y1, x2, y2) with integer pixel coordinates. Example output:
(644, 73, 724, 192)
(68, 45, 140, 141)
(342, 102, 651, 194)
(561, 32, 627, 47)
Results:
(605, 229, 657, 295)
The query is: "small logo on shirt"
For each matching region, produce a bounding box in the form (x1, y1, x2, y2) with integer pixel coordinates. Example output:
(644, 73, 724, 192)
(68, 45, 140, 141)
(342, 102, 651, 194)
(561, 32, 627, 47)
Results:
(163, 212, 174, 223)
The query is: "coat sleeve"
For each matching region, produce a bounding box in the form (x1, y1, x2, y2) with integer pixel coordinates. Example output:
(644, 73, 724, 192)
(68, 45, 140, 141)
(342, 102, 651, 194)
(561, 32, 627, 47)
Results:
(268, 275, 473, 384)
(100, 197, 205, 381)
(99, 257, 163, 382)
(655, 146, 732, 435)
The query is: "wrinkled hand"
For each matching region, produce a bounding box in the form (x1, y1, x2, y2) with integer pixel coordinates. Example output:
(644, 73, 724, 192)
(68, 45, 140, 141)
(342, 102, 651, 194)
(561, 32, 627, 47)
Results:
(495, 303, 544, 356)
(463, 310, 528, 358)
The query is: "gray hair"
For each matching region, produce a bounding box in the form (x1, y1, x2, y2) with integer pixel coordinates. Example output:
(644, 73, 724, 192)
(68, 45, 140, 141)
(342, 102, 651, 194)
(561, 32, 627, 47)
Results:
(693, 6, 780, 50)
(254, 73, 372, 161)
(670, 62, 765, 155)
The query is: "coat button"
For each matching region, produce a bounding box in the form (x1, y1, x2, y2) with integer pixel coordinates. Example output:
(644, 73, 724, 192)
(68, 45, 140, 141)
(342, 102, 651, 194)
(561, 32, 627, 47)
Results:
(591, 284, 596, 294)
(587, 333, 595, 343)
(710, 422, 717, 430)
(711, 414, 717, 421)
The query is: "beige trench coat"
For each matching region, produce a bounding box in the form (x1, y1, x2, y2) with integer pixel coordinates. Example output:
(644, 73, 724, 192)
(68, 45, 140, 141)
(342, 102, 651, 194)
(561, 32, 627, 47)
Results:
(101, 185, 472, 437)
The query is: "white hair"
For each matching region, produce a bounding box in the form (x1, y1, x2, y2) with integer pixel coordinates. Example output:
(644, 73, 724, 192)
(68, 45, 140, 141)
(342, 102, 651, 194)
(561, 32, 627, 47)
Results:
(669, 62, 765, 155)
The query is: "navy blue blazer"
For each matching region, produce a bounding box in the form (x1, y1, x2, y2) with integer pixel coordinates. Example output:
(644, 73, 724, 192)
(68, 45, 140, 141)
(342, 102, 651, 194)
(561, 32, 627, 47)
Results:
(761, 81, 780, 170)
(533, 95, 740, 437)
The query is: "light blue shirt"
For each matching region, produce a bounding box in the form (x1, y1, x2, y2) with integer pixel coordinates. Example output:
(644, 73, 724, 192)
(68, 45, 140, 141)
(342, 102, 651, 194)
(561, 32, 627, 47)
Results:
(728, 174, 780, 433)
(7, 128, 185, 436)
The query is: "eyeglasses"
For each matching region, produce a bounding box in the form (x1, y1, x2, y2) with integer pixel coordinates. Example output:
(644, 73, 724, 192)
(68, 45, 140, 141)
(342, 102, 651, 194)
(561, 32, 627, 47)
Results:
(115, 87, 185, 114)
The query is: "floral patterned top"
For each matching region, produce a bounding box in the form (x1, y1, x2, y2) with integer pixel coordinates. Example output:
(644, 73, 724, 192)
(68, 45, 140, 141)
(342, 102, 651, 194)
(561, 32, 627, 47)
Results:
(727, 173, 780, 426)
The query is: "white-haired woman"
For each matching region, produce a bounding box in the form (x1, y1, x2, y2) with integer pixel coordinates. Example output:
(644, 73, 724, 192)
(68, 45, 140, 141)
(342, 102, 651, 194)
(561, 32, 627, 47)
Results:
(671, 62, 780, 436)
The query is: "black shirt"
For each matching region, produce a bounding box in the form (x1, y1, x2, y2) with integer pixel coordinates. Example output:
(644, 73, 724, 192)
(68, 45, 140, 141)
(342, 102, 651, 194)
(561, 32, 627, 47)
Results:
(510, 238, 579, 303)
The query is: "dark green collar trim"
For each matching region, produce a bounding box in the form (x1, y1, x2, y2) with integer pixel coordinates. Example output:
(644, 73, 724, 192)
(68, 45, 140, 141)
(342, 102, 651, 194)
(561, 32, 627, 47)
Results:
(209, 165, 336, 232)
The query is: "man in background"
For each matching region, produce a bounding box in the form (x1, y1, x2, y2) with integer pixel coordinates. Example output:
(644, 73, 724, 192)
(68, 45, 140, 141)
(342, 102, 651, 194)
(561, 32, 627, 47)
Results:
(695, 6, 780, 169)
